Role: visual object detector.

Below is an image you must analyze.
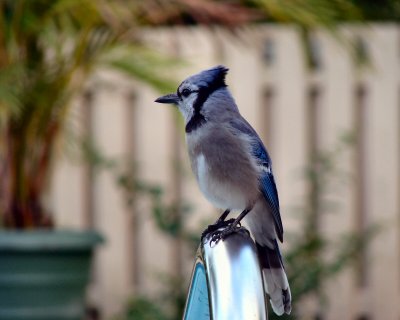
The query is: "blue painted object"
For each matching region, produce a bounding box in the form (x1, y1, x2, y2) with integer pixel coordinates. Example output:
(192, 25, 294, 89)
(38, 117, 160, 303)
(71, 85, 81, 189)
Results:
(184, 262, 210, 320)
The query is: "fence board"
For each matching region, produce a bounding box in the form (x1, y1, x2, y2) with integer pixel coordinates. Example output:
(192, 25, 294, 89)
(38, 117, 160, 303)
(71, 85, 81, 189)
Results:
(89, 74, 134, 317)
(51, 100, 87, 229)
(316, 29, 358, 320)
(267, 26, 315, 318)
(363, 25, 400, 320)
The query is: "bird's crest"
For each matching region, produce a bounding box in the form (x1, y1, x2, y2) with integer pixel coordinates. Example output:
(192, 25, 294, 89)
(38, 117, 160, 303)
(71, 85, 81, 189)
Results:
(200, 65, 229, 90)
(187, 65, 229, 91)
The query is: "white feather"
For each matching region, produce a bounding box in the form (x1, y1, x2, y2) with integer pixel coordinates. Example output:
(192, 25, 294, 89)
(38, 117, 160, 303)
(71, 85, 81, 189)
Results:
(262, 268, 290, 316)
(196, 153, 248, 211)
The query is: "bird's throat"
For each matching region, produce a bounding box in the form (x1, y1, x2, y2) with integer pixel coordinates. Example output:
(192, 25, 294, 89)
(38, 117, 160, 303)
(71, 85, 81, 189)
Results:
(185, 113, 206, 133)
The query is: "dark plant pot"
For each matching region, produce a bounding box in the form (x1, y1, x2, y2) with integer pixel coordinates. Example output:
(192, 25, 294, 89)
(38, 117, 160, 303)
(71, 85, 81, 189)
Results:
(0, 230, 103, 320)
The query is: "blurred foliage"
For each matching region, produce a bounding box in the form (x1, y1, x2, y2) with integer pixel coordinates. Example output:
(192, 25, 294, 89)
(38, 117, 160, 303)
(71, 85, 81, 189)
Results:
(134, 0, 262, 26)
(250, 0, 362, 28)
(118, 297, 167, 320)
(350, 0, 400, 21)
(0, 0, 179, 228)
(136, 0, 400, 26)
(114, 275, 187, 320)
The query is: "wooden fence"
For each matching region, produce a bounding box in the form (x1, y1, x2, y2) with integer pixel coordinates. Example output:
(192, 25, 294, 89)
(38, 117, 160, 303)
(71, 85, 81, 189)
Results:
(50, 25, 400, 319)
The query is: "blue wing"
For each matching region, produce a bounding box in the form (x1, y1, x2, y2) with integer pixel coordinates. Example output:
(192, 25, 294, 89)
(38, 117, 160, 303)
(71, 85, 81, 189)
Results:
(229, 118, 284, 242)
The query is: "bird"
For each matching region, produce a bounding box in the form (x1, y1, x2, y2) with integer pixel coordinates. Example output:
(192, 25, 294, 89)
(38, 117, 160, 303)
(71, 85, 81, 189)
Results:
(155, 65, 291, 316)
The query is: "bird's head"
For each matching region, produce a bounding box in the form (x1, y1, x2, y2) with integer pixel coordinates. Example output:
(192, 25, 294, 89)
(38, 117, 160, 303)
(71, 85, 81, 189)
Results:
(155, 65, 233, 130)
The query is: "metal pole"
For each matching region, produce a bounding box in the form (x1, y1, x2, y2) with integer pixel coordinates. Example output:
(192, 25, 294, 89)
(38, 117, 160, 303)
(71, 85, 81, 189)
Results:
(183, 227, 268, 320)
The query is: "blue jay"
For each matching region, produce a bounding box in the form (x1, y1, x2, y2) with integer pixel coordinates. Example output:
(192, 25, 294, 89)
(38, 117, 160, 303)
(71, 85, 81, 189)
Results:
(155, 66, 291, 315)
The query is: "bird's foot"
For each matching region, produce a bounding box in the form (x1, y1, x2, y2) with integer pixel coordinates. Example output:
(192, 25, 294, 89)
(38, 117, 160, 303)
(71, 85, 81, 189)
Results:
(208, 222, 250, 246)
(201, 218, 235, 241)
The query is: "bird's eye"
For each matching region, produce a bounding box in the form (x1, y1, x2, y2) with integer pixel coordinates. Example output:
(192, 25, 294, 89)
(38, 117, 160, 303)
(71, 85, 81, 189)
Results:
(181, 88, 191, 97)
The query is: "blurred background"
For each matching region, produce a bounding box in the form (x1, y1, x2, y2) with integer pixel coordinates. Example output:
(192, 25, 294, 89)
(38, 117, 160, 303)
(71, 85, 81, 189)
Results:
(1, 1, 400, 319)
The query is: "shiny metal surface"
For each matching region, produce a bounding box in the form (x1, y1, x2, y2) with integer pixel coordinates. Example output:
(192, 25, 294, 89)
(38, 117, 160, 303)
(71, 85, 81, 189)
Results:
(183, 228, 268, 320)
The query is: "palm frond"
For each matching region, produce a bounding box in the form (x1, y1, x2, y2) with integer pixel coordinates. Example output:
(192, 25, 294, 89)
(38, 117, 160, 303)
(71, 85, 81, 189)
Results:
(250, 0, 362, 27)
(98, 44, 180, 92)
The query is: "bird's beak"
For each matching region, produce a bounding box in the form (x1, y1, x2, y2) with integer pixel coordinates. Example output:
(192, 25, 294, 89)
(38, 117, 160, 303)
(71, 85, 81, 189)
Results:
(155, 93, 179, 105)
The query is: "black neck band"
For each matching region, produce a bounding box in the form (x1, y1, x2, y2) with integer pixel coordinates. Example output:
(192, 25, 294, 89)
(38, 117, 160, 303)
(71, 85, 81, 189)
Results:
(185, 83, 226, 133)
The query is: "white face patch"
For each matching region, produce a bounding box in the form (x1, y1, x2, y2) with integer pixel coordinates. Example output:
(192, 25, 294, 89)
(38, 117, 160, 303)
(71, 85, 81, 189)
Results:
(176, 82, 200, 123)
(177, 94, 197, 122)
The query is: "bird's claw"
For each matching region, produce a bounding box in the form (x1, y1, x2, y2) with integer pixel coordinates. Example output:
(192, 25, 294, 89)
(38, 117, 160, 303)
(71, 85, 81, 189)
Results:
(201, 218, 235, 241)
(208, 221, 246, 246)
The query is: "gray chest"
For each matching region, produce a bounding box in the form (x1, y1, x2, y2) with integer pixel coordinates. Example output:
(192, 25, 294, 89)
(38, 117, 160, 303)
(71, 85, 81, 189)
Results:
(185, 127, 261, 210)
